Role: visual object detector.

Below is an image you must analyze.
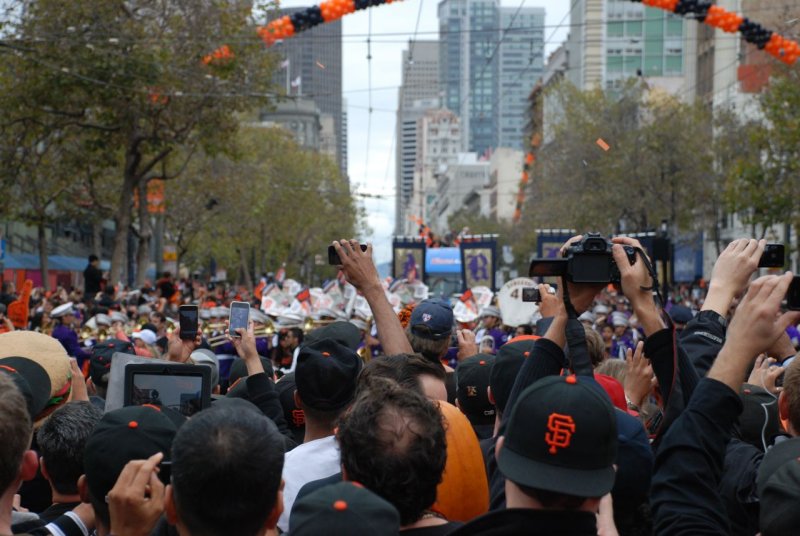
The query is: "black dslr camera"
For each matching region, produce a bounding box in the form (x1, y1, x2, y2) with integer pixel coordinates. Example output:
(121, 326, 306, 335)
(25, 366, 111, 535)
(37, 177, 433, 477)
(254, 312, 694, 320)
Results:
(529, 233, 636, 284)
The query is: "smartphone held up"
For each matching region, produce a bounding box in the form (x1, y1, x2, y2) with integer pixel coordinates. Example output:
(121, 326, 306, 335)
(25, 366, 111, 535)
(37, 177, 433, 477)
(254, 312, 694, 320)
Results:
(328, 243, 368, 265)
(178, 305, 199, 340)
(229, 301, 250, 337)
(787, 276, 800, 311)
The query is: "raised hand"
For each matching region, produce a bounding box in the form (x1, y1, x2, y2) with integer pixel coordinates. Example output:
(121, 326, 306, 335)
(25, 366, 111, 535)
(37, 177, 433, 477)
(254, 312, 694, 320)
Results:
(711, 273, 800, 391)
(333, 240, 380, 293)
(107, 452, 165, 536)
(703, 239, 765, 317)
(456, 329, 478, 362)
(624, 341, 653, 410)
(611, 237, 665, 336)
(559, 236, 605, 314)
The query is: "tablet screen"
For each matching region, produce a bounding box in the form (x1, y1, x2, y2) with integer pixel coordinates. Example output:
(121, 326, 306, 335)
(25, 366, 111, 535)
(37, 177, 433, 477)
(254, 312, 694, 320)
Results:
(130, 373, 204, 416)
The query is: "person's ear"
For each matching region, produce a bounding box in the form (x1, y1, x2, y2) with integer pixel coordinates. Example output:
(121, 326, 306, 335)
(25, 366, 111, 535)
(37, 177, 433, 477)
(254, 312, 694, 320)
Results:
(294, 390, 302, 409)
(487, 386, 495, 405)
(495, 436, 505, 462)
(264, 479, 285, 530)
(77, 475, 90, 504)
(20, 450, 38, 481)
(165, 485, 179, 525)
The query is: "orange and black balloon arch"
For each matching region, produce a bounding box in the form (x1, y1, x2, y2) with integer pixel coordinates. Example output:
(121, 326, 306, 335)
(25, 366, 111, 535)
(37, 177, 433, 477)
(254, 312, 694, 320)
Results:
(245, 0, 798, 65)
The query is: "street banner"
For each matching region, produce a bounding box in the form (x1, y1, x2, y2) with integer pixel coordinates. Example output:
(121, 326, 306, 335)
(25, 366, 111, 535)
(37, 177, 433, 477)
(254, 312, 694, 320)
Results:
(392, 238, 426, 283)
(536, 232, 575, 259)
(460, 239, 497, 291)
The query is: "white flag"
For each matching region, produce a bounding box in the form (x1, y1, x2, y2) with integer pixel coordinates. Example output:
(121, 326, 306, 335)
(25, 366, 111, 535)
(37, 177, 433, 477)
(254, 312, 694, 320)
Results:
(290, 76, 301, 88)
(280, 59, 290, 69)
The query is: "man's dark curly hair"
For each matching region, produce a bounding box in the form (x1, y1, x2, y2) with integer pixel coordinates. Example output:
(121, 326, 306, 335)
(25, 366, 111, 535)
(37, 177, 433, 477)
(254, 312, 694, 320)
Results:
(337, 379, 447, 525)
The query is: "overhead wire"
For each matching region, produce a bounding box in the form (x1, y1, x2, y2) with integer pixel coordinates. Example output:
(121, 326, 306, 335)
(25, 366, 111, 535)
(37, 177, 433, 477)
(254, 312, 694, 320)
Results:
(380, 0, 425, 199)
(362, 8, 374, 187)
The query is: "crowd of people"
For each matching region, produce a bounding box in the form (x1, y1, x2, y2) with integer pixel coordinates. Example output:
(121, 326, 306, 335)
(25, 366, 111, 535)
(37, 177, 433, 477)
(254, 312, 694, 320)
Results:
(2, 236, 800, 535)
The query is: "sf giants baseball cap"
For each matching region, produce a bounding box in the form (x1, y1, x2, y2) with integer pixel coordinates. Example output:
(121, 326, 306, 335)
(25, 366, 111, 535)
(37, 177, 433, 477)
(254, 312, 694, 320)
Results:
(498, 374, 617, 497)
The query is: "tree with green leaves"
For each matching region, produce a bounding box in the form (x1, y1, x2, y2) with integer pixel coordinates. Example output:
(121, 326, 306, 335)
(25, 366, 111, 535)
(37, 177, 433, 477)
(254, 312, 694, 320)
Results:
(164, 125, 361, 286)
(0, 0, 279, 286)
(528, 79, 716, 236)
(724, 69, 800, 251)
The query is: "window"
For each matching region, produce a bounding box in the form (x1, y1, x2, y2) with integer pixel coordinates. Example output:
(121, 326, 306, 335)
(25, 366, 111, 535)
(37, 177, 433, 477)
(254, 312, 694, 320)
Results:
(643, 55, 662, 76)
(608, 21, 624, 37)
(624, 55, 641, 74)
(665, 55, 683, 74)
(666, 17, 683, 37)
(644, 7, 663, 38)
(607, 54, 623, 72)
(626, 20, 642, 37)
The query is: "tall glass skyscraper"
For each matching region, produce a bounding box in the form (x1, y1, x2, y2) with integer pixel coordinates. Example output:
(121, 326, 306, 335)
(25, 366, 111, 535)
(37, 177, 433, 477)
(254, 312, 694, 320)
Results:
(437, 1, 544, 155)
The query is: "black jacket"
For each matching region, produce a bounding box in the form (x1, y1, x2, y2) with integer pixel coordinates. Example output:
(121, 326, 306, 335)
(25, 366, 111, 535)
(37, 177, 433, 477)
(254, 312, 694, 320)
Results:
(83, 264, 103, 296)
(644, 327, 700, 449)
(450, 508, 598, 536)
(718, 439, 762, 536)
(678, 310, 727, 377)
(651, 377, 743, 534)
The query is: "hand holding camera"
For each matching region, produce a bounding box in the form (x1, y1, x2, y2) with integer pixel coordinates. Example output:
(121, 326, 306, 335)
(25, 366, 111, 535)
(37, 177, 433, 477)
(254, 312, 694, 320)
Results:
(611, 236, 666, 336)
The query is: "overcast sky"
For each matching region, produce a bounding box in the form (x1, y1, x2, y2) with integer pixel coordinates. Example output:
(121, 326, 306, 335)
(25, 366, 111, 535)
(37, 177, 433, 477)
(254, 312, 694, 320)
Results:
(276, 1, 570, 264)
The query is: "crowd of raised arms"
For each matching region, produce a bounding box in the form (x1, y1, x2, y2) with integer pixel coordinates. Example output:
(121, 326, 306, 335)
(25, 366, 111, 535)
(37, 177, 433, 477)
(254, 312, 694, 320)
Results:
(3, 236, 800, 536)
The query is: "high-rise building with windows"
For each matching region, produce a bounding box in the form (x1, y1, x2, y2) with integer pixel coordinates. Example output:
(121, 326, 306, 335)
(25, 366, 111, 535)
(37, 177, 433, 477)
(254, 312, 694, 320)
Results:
(395, 41, 441, 233)
(438, 0, 498, 155)
(271, 7, 346, 176)
(437, 0, 545, 155)
(564, 0, 696, 95)
(498, 6, 545, 149)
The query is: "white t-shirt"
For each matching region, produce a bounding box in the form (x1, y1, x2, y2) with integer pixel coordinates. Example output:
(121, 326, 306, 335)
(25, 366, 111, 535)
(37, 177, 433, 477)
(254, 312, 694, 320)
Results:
(277, 435, 341, 532)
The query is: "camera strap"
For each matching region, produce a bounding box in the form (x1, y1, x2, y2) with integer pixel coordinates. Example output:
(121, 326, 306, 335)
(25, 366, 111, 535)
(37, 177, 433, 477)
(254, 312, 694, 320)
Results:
(631, 246, 675, 329)
(560, 278, 594, 377)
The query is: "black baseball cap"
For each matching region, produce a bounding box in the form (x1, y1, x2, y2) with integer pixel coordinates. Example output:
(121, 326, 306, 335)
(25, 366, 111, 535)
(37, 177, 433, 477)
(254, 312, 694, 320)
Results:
(296, 339, 362, 411)
(228, 356, 275, 388)
(456, 354, 496, 426)
(289, 481, 400, 536)
(490, 339, 536, 415)
(305, 321, 362, 351)
(498, 374, 617, 497)
(89, 338, 135, 388)
(276, 373, 305, 445)
(83, 405, 177, 504)
(410, 299, 453, 341)
(757, 437, 800, 536)
(0, 356, 51, 419)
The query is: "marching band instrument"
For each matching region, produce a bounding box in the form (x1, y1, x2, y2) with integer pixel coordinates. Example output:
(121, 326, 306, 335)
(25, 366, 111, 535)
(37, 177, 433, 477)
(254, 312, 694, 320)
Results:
(79, 325, 109, 343)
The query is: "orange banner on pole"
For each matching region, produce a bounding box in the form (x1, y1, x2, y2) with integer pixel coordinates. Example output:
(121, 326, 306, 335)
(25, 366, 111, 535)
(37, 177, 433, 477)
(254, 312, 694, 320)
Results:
(133, 179, 166, 214)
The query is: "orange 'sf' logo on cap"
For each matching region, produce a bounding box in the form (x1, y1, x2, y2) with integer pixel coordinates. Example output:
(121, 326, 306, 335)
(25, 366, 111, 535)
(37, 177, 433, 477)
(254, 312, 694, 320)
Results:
(545, 413, 575, 454)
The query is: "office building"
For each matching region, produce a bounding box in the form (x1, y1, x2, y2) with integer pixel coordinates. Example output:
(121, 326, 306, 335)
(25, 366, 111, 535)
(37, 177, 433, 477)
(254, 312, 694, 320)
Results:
(271, 7, 346, 176)
(564, 0, 696, 95)
(433, 153, 489, 232)
(395, 40, 442, 233)
(437, 0, 545, 155)
(414, 108, 462, 233)
(497, 7, 545, 148)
